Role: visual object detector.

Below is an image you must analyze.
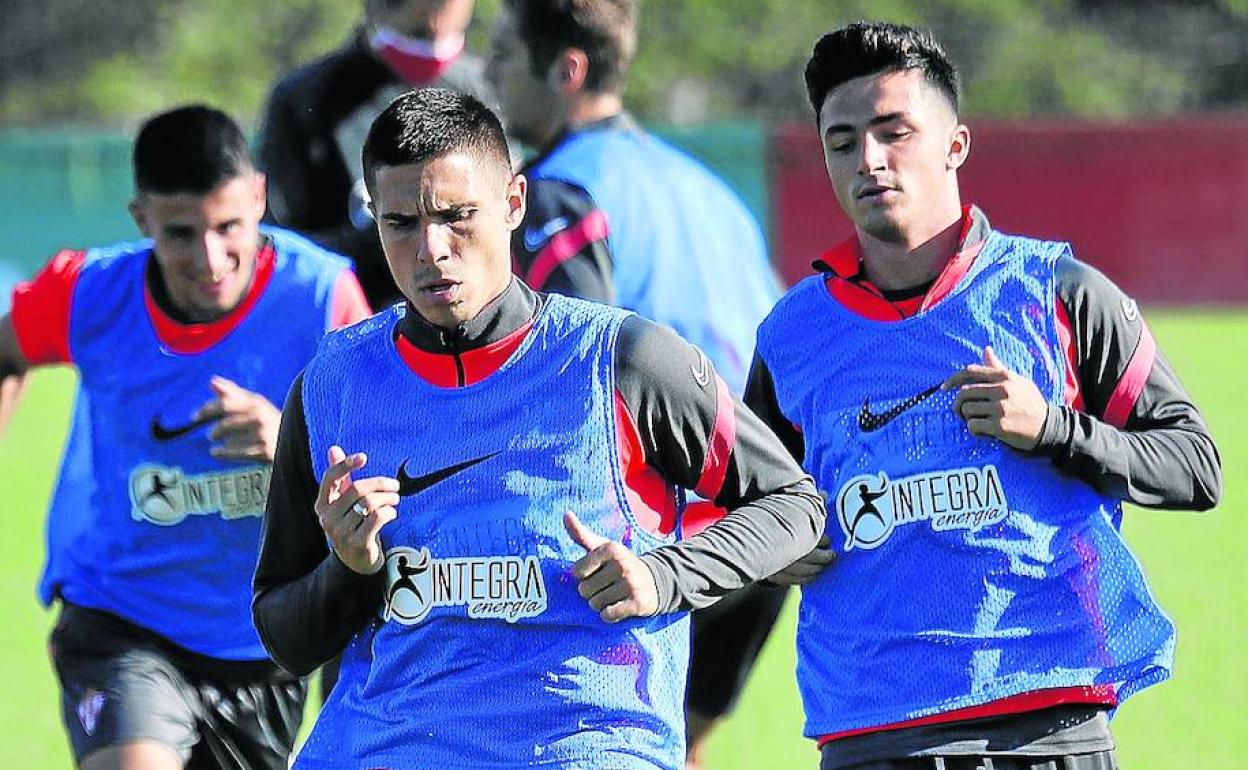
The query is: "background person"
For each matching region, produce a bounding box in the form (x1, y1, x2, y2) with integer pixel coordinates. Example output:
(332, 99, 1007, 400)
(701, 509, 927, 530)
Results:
(259, 0, 493, 309)
(485, 4, 787, 762)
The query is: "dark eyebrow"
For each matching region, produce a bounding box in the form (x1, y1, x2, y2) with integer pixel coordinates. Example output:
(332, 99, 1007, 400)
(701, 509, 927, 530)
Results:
(825, 112, 908, 134)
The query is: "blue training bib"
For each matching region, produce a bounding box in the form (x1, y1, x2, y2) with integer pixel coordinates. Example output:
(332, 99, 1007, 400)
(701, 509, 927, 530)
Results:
(44, 226, 348, 660)
(757, 231, 1174, 737)
(296, 295, 687, 770)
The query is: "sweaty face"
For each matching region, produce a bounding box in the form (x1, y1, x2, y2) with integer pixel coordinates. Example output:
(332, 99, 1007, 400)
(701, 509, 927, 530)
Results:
(372, 151, 526, 328)
(130, 174, 266, 323)
(486, 8, 563, 148)
(818, 69, 968, 246)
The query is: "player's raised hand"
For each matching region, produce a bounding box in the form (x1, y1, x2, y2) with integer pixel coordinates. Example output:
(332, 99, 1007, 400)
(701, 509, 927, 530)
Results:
(195, 376, 282, 462)
(565, 511, 658, 623)
(767, 534, 836, 586)
(316, 445, 400, 575)
(942, 346, 1049, 451)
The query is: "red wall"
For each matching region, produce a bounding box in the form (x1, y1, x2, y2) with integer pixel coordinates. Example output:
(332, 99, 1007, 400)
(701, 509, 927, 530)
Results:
(771, 118, 1248, 303)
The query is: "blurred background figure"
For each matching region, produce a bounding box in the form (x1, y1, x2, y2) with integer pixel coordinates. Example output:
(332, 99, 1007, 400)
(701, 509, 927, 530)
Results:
(487, 3, 784, 767)
(258, 0, 492, 308)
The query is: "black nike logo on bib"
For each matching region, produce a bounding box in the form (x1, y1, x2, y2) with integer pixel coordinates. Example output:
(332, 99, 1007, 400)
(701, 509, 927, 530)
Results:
(857, 383, 942, 433)
(396, 452, 501, 497)
(151, 414, 217, 441)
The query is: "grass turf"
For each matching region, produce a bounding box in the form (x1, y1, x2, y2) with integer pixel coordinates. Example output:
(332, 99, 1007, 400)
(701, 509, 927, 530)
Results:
(0, 310, 1242, 769)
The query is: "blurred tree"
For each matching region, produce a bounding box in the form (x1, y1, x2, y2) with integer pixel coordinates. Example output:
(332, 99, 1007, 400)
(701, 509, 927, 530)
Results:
(0, 0, 1245, 127)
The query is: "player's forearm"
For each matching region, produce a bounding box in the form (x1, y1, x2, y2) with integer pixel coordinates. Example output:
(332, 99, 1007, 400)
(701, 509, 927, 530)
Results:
(253, 554, 386, 676)
(1042, 256, 1222, 510)
(253, 375, 387, 672)
(1036, 403, 1221, 510)
(641, 478, 824, 612)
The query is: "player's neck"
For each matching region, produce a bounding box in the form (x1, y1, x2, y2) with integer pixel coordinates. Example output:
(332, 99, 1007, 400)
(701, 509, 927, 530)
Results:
(857, 213, 964, 292)
(565, 92, 623, 129)
(145, 248, 260, 325)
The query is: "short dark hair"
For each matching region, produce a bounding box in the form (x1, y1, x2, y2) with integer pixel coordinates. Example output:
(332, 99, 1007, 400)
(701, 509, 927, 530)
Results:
(362, 88, 512, 193)
(504, 0, 636, 94)
(804, 22, 960, 120)
(132, 105, 253, 195)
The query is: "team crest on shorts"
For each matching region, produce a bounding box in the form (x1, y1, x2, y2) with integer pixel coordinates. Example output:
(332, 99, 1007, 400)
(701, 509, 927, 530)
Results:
(835, 465, 1009, 550)
(382, 546, 548, 625)
(77, 688, 106, 735)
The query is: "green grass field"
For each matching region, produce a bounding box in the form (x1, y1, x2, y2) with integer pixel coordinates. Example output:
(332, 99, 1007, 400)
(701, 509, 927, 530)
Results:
(1, 311, 1243, 769)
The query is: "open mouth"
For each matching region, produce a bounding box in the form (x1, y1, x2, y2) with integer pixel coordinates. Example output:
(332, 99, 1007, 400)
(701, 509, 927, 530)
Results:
(420, 279, 461, 300)
(857, 185, 895, 200)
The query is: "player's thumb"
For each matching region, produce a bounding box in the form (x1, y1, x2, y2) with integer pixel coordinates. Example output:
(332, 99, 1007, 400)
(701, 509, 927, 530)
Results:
(983, 346, 1004, 369)
(564, 511, 609, 551)
(209, 375, 240, 396)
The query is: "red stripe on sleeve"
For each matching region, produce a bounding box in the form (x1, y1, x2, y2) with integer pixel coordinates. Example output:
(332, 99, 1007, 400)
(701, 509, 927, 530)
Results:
(613, 391, 679, 536)
(328, 271, 372, 329)
(693, 372, 737, 501)
(681, 500, 727, 538)
(1102, 321, 1157, 429)
(526, 209, 610, 290)
(1055, 298, 1084, 410)
(10, 249, 86, 365)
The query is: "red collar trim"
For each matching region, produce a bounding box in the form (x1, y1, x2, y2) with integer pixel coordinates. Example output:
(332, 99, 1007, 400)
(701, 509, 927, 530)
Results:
(821, 205, 985, 320)
(394, 319, 534, 387)
(144, 243, 275, 355)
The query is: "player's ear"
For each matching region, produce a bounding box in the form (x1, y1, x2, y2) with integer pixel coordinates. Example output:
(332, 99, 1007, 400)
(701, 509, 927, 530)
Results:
(128, 197, 150, 237)
(504, 173, 527, 231)
(250, 171, 268, 219)
(551, 48, 589, 94)
(947, 123, 971, 171)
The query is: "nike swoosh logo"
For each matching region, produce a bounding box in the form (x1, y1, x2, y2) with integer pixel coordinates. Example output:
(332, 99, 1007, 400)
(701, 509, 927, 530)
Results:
(523, 217, 568, 252)
(857, 383, 942, 433)
(397, 452, 501, 497)
(151, 414, 218, 441)
(690, 349, 711, 388)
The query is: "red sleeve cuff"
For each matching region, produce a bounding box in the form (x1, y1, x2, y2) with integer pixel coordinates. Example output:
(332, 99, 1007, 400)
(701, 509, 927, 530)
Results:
(11, 249, 85, 365)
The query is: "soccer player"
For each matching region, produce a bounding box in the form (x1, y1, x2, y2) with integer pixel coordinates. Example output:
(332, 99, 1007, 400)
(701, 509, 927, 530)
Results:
(259, 0, 493, 309)
(252, 88, 825, 770)
(485, 3, 787, 761)
(0, 105, 369, 770)
(750, 22, 1222, 769)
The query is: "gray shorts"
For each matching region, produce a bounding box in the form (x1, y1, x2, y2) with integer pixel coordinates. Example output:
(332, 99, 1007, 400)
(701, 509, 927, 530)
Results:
(50, 603, 307, 770)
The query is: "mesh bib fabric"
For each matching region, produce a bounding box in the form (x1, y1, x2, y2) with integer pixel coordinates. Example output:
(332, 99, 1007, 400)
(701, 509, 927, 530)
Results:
(297, 295, 687, 770)
(756, 232, 1173, 738)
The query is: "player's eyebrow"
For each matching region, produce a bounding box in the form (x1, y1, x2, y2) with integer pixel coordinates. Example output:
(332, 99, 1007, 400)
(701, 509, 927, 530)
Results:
(825, 112, 908, 134)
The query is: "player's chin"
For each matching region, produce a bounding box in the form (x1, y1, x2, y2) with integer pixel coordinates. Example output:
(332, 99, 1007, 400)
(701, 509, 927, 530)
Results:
(409, 297, 467, 328)
(858, 210, 908, 244)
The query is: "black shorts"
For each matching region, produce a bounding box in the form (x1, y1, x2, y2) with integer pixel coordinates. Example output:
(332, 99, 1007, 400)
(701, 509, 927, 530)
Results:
(49, 603, 307, 769)
(686, 582, 791, 718)
(832, 751, 1119, 770)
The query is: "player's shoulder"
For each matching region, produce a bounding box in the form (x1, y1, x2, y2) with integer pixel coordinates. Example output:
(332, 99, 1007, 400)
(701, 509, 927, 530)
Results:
(72, 238, 153, 277)
(1052, 252, 1140, 326)
(264, 225, 351, 273)
(267, 35, 363, 102)
(312, 302, 399, 362)
(614, 315, 695, 371)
